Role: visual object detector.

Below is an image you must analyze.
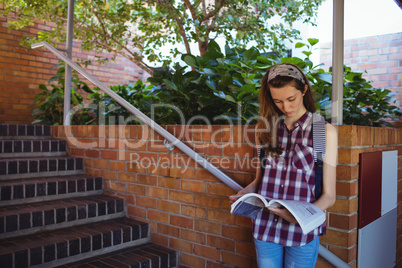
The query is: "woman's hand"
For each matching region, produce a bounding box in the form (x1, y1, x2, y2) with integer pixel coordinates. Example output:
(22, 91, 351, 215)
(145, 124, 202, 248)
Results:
(228, 179, 260, 204)
(268, 206, 297, 224)
(229, 191, 244, 204)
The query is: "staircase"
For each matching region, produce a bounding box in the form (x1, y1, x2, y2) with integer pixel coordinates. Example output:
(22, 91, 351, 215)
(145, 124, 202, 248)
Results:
(0, 124, 177, 268)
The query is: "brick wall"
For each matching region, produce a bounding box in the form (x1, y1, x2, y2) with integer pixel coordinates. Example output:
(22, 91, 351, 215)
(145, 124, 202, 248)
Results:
(0, 12, 146, 125)
(52, 124, 402, 267)
(320, 32, 402, 127)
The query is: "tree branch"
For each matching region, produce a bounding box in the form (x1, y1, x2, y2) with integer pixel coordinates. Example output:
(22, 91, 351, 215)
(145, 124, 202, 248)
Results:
(158, 1, 192, 55)
(75, 22, 153, 75)
(203, 0, 227, 21)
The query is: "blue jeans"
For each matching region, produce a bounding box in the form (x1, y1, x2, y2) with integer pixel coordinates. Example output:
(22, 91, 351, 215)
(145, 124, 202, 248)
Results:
(254, 238, 319, 268)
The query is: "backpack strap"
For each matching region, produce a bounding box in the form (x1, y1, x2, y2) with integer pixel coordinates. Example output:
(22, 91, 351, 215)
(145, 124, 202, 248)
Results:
(312, 113, 326, 199)
(258, 144, 265, 172)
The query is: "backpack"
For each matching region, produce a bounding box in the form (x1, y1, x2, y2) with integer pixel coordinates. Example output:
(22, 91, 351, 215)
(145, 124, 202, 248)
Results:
(258, 113, 326, 199)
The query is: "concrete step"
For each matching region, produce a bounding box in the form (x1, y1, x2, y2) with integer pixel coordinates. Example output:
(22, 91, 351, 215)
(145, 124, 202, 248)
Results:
(0, 156, 85, 180)
(0, 175, 103, 207)
(0, 139, 67, 158)
(0, 217, 150, 268)
(0, 194, 125, 239)
(57, 243, 177, 268)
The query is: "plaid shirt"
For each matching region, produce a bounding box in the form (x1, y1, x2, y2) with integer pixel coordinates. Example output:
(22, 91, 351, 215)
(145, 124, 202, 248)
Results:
(253, 111, 326, 246)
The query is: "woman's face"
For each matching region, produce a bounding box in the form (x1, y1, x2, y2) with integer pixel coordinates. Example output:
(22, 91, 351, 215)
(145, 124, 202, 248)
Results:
(269, 83, 307, 119)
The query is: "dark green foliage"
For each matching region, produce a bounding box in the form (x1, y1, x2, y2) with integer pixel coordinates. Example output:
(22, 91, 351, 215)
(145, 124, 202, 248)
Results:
(31, 40, 401, 127)
(89, 80, 163, 125)
(341, 68, 402, 127)
(148, 40, 277, 124)
(31, 62, 96, 125)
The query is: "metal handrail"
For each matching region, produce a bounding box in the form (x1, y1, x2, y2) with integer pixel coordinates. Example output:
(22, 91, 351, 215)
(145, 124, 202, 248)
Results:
(32, 41, 243, 192)
(32, 41, 351, 268)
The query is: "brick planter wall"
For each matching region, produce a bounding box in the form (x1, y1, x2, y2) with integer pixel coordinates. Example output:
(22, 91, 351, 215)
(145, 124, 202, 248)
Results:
(320, 32, 402, 127)
(52, 124, 402, 267)
(0, 11, 146, 125)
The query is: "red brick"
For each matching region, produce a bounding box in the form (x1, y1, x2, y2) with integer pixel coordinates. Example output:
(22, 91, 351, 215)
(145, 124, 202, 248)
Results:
(109, 161, 126, 171)
(147, 210, 169, 223)
(136, 196, 157, 209)
(207, 209, 235, 225)
(194, 220, 221, 235)
(222, 225, 252, 241)
(148, 164, 169, 176)
(169, 190, 194, 204)
(100, 150, 118, 160)
(320, 229, 357, 248)
(170, 166, 194, 179)
(127, 183, 146, 195)
(157, 223, 180, 238)
(181, 205, 206, 219)
(137, 174, 158, 186)
(157, 177, 181, 190)
(181, 180, 206, 193)
(147, 187, 169, 199)
(336, 181, 358, 197)
(329, 213, 358, 231)
(194, 244, 220, 261)
(170, 215, 193, 229)
(181, 229, 206, 244)
(100, 170, 117, 180)
(221, 251, 255, 267)
(127, 205, 147, 218)
(180, 253, 206, 268)
(207, 235, 235, 251)
(158, 200, 180, 214)
(194, 194, 223, 209)
(107, 180, 126, 192)
(169, 237, 193, 253)
(85, 149, 100, 158)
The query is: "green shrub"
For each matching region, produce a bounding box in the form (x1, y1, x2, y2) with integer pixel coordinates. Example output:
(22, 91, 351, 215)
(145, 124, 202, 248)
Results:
(32, 40, 401, 127)
(89, 80, 163, 125)
(31, 62, 95, 125)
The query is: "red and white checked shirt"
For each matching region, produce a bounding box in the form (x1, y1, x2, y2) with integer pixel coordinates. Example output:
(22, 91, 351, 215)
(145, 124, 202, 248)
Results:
(253, 111, 326, 247)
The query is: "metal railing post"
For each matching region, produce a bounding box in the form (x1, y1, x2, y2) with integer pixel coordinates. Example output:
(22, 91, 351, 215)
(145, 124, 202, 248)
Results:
(331, 0, 344, 125)
(64, 0, 75, 126)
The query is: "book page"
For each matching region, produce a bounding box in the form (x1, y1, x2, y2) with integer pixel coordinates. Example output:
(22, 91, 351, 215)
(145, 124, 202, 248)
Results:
(268, 199, 325, 234)
(230, 193, 268, 219)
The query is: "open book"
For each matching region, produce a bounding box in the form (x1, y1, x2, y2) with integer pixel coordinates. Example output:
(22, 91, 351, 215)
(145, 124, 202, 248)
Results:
(230, 193, 325, 234)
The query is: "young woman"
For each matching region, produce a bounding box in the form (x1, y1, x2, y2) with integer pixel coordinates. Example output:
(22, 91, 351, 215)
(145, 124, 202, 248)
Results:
(230, 63, 338, 267)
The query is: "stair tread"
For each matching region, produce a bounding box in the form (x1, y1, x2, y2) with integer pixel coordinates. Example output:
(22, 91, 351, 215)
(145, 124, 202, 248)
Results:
(0, 217, 148, 249)
(0, 194, 123, 215)
(0, 174, 103, 206)
(0, 156, 85, 179)
(0, 124, 51, 139)
(57, 243, 177, 268)
(0, 155, 83, 161)
(0, 174, 101, 186)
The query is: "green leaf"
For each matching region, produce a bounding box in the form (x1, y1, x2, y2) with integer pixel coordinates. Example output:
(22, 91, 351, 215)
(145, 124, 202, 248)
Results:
(225, 95, 237, 103)
(182, 54, 198, 68)
(243, 47, 260, 62)
(295, 42, 306, 48)
(315, 73, 332, 84)
(307, 38, 319, 46)
(200, 68, 219, 76)
(163, 79, 178, 91)
(207, 40, 221, 53)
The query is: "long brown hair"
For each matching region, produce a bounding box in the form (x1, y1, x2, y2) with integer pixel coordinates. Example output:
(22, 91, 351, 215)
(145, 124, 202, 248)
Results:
(256, 63, 316, 155)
